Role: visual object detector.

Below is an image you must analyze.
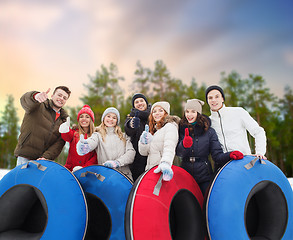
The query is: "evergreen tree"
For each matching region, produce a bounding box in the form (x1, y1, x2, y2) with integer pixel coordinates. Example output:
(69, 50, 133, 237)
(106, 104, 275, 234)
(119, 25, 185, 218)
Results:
(0, 95, 19, 168)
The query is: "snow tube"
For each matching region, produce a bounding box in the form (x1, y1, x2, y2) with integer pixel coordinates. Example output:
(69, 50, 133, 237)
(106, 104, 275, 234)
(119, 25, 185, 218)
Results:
(74, 165, 133, 240)
(206, 155, 293, 240)
(125, 165, 205, 240)
(0, 160, 87, 240)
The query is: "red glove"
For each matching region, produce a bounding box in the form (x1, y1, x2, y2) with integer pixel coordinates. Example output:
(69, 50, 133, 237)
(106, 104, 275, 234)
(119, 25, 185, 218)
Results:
(230, 151, 244, 160)
(183, 128, 193, 148)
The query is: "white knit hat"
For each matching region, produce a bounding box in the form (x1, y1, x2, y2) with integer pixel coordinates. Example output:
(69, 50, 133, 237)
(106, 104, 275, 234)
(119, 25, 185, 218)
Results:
(101, 107, 120, 124)
(151, 101, 170, 115)
(184, 99, 204, 114)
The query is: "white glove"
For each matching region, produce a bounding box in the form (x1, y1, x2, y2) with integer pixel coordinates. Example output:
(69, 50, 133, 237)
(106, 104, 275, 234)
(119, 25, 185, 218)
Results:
(139, 125, 153, 145)
(59, 117, 70, 133)
(154, 162, 174, 181)
(103, 160, 121, 168)
(34, 88, 50, 103)
(76, 134, 90, 156)
(72, 166, 83, 172)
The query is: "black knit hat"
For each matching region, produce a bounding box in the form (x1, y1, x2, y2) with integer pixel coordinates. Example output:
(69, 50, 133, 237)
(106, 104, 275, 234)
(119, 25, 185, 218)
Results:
(205, 85, 225, 102)
(132, 93, 148, 108)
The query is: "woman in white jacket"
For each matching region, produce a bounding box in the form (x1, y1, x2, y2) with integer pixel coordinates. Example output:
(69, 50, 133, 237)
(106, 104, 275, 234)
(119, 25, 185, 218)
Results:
(76, 107, 135, 180)
(138, 101, 180, 181)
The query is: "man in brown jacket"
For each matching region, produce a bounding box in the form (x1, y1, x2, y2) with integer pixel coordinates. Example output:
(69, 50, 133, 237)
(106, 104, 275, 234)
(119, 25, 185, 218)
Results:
(14, 86, 71, 166)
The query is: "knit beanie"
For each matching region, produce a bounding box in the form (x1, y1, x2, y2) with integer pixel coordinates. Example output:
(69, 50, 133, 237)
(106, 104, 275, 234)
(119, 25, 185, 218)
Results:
(132, 93, 148, 108)
(205, 85, 225, 102)
(184, 99, 205, 114)
(151, 101, 170, 115)
(77, 105, 95, 122)
(101, 107, 120, 124)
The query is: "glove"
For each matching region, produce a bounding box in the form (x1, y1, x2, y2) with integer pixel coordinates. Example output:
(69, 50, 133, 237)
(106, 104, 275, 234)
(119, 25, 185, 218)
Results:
(139, 125, 153, 144)
(76, 134, 90, 156)
(72, 166, 83, 172)
(183, 128, 193, 148)
(154, 162, 174, 181)
(129, 112, 140, 129)
(104, 160, 121, 168)
(230, 151, 244, 160)
(59, 116, 70, 133)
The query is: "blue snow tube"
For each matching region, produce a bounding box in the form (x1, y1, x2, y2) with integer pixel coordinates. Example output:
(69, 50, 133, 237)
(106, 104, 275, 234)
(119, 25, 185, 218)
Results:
(74, 165, 133, 240)
(206, 155, 293, 240)
(0, 160, 87, 240)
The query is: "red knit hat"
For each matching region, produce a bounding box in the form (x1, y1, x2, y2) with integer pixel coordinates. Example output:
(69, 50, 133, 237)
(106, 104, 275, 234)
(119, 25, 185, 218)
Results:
(77, 105, 95, 122)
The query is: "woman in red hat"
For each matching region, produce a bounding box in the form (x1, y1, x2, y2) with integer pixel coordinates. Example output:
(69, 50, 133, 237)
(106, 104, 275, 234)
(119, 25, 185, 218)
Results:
(59, 105, 97, 171)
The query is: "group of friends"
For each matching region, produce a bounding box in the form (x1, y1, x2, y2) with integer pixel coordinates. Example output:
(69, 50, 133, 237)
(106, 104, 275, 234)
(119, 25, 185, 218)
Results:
(14, 85, 267, 196)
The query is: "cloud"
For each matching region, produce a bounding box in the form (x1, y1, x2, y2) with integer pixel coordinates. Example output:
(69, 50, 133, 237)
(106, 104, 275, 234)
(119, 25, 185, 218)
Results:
(0, 1, 63, 33)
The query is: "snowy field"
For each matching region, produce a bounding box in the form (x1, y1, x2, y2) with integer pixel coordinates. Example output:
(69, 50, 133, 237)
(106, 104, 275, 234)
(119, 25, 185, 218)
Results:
(0, 169, 10, 180)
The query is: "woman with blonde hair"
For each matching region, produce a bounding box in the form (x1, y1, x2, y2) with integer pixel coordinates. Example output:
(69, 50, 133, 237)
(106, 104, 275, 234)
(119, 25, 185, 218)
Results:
(59, 105, 97, 171)
(76, 107, 135, 180)
(138, 101, 180, 181)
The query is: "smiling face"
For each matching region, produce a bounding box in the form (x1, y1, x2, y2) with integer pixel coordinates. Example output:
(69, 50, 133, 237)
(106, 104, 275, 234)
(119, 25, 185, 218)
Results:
(152, 106, 165, 122)
(185, 109, 197, 123)
(51, 89, 69, 110)
(207, 89, 224, 111)
(79, 113, 91, 130)
(103, 113, 118, 127)
(134, 97, 147, 111)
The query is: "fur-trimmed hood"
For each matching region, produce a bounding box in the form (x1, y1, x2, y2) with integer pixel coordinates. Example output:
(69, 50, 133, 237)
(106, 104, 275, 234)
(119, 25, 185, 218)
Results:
(164, 115, 181, 126)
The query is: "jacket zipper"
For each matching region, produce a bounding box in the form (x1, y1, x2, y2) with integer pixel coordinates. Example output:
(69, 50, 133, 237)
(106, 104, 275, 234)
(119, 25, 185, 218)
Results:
(218, 111, 228, 152)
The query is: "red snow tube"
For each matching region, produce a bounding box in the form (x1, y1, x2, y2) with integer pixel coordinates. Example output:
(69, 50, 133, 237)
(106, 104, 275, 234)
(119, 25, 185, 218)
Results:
(125, 165, 205, 240)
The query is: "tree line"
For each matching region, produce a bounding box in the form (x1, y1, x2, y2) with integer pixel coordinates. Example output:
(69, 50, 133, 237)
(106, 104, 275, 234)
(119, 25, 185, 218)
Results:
(0, 60, 292, 177)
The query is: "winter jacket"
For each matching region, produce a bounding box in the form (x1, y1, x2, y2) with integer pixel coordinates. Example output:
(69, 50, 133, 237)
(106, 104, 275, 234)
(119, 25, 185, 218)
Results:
(176, 117, 231, 184)
(124, 105, 151, 180)
(86, 127, 135, 180)
(14, 91, 68, 160)
(139, 115, 180, 170)
(209, 104, 266, 155)
(62, 129, 97, 171)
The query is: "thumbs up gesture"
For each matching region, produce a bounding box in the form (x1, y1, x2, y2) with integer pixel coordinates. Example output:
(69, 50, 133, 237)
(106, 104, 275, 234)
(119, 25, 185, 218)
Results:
(34, 88, 50, 103)
(59, 116, 70, 133)
(139, 125, 153, 145)
(129, 111, 140, 129)
(183, 128, 193, 148)
(76, 134, 91, 156)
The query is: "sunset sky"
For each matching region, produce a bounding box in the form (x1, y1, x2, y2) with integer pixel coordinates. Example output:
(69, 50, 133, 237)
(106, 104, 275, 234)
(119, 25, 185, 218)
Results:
(1, 0, 293, 119)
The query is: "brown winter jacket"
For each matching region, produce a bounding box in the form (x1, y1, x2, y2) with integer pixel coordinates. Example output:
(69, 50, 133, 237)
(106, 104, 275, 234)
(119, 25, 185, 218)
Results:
(14, 91, 68, 160)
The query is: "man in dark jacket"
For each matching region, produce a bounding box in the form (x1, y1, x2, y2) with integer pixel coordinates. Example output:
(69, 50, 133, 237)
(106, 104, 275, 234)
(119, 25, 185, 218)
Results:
(14, 86, 71, 166)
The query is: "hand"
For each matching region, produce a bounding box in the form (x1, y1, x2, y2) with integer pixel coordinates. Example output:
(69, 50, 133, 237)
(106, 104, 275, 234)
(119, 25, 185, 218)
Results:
(72, 166, 83, 172)
(252, 154, 267, 160)
(59, 117, 70, 133)
(76, 134, 90, 156)
(34, 88, 50, 103)
(154, 162, 174, 181)
(183, 128, 193, 148)
(139, 125, 153, 144)
(129, 112, 140, 129)
(103, 160, 121, 168)
(230, 151, 244, 160)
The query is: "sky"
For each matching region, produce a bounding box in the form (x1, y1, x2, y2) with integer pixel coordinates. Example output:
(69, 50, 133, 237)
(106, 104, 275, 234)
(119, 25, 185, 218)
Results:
(1, 0, 293, 119)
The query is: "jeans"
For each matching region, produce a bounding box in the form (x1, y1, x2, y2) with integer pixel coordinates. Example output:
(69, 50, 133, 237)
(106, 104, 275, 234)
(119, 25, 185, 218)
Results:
(16, 156, 30, 166)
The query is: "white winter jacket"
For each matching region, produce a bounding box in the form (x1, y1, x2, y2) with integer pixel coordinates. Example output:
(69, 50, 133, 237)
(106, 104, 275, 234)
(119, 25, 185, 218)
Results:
(210, 104, 266, 155)
(86, 127, 135, 180)
(139, 116, 180, 170)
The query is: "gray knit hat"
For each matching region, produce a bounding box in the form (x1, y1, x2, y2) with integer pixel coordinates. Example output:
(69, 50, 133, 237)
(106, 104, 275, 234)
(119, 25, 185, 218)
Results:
(101, 107, 120, 124)
(151, 101, 170, 115)
(184, 99, 205, 114)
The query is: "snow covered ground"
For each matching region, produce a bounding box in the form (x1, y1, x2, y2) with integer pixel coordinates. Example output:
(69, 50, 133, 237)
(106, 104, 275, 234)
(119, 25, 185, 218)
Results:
(288, 178, 293, 190)
(0, 169, 10, 181)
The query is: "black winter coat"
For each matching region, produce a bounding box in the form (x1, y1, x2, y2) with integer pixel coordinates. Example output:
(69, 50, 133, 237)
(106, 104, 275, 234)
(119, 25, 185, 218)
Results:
(176, 117, 230, 184)
(124, 105, 151, 181)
